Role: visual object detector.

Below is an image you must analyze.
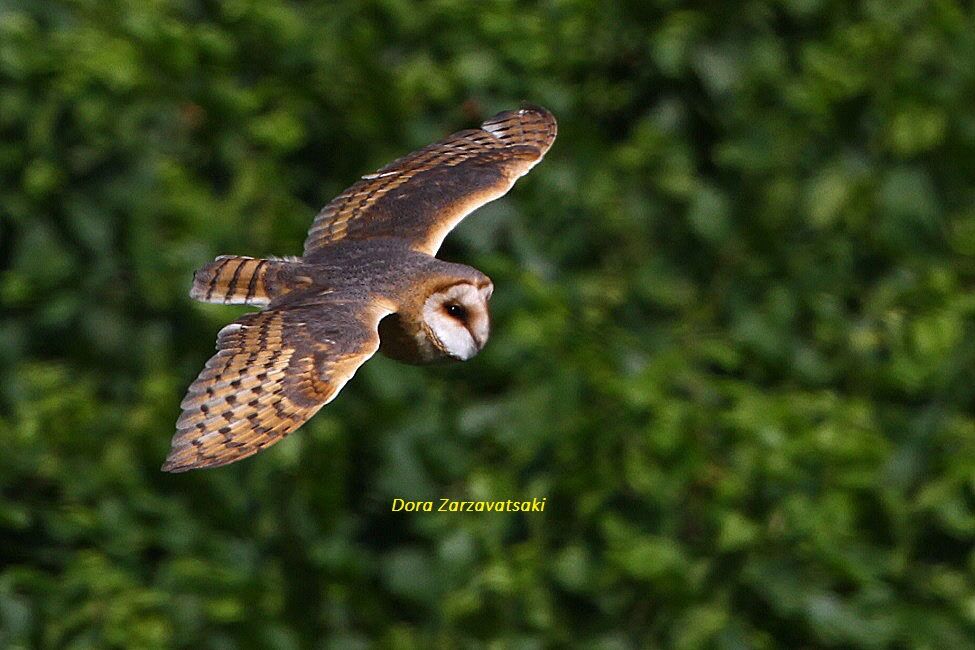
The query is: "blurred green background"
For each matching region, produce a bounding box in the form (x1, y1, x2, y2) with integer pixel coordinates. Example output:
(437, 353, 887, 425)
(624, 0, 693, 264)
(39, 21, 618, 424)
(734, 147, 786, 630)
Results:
(3, 0, 975, 647)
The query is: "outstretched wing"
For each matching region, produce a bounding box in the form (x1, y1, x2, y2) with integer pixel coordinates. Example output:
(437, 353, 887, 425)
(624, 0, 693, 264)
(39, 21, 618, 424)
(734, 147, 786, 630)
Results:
(163, 299, 392, 472)
(303, 105, 557, 257)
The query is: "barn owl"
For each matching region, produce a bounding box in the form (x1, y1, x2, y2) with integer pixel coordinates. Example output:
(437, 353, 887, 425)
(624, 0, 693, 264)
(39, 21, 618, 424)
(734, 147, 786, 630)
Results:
(163, 106, 557, 472)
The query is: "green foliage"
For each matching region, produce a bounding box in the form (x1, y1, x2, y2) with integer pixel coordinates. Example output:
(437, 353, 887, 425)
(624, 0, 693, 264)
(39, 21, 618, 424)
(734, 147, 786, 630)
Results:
(3, 0, 975, 647)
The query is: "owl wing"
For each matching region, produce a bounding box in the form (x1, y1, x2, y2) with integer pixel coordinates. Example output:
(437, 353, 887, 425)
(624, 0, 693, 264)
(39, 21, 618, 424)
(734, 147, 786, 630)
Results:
(303, 105, 557, 257)
(163, 298, 392, 472)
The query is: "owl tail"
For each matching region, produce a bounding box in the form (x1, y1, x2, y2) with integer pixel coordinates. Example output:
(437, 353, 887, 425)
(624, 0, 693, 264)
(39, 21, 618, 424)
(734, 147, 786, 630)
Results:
(190, 256, 300, 306)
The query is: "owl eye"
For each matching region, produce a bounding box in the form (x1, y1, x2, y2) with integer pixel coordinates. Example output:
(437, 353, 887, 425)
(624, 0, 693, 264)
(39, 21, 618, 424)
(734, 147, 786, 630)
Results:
(445, 303, 467, 320)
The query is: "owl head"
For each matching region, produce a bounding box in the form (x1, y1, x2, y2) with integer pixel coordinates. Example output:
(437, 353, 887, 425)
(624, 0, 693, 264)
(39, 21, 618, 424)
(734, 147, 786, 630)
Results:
(421, 279, 493, 360)
(378, 270, 493, 365)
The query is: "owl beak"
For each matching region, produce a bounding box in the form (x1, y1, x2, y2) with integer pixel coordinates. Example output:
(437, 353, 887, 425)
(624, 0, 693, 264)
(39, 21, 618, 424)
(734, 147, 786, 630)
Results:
(467, 321, 489, 353)
(471, 331, 485, 351)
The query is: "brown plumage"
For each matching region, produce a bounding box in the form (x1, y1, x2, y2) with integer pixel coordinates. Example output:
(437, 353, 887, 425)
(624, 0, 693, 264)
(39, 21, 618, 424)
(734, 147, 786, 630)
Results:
(303, 106, 557, 255)
(190, 256, 307, 306)
(164, 106, 556, 472)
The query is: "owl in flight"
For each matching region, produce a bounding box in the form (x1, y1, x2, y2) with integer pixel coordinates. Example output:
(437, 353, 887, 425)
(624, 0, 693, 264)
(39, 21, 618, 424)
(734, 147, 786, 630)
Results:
(163, 106, 557, 472)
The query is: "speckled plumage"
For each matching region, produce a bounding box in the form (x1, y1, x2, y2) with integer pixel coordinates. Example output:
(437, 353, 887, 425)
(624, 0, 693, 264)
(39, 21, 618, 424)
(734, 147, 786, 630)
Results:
(164, 106, 557, 472)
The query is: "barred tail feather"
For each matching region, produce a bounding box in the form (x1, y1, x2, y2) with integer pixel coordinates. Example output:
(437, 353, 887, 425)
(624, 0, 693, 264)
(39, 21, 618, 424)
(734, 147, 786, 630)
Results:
(190, 256, 293, 306)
